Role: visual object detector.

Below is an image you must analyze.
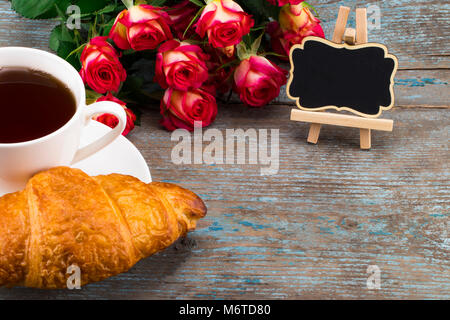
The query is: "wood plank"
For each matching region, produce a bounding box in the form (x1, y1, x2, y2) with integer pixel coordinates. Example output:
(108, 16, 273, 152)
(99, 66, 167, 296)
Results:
(0, 105, 448, 299)
(2, 0, 447, 70)
(0, 2, 448, 106)
(390, 69, 450, 106)
(314, 0, 450, 70)
(0, 0, 448, 300)
(0, 3, 56, 51)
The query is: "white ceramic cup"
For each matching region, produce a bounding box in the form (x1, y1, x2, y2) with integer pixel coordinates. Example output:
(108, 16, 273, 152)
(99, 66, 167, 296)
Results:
(0, 47, 127, 190)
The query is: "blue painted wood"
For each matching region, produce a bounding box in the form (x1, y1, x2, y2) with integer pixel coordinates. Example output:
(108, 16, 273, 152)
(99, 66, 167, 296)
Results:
(0, 1, 448, 299)
(0, 0, 448, 105)
(1, 106, 449, 299)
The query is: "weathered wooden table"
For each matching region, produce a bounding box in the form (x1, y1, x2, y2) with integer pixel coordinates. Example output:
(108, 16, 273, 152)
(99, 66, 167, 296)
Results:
(0, 1, 448, 299)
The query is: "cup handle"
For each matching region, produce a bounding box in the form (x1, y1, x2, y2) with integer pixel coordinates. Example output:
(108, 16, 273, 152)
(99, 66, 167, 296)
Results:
(71, 101, 127, 165)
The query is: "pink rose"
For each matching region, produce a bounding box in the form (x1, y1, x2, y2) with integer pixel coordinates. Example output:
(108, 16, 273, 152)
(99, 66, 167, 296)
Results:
(155, 40, 209, 91)
(234, 55, 287, 107)
(80, 36, 126, 94)
(271, 3, 324, 56)
(110, 4, 172, 51)
(166, 0, 199, 40)
(93, 93, 137, 136)
(160, 88, 218, 131)
(195, 0, 254, 48)
(267, 0, 304, 6)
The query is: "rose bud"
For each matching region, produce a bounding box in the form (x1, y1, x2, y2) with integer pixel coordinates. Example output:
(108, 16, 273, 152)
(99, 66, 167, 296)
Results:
(93, 93, 137, 136)
(115, 4, 173, 51)
(167, 0, 199, 40)
(267, 0, 304, 6)
(275, 3, 324, 55)
(195, 0, 254, 48)
(109, 9, 131, 50)
(160, 87, 218, 132)
(233, 55, 287, 107)
(155, 40, 209, 91)
(80, 36, 127, 94)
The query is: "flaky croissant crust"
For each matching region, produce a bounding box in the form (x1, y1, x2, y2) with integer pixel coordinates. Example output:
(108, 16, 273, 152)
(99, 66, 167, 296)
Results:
(0, 167, 206, 289)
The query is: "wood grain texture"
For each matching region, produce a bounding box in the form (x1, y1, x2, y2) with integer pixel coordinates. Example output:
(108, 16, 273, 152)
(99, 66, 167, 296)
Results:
(0, 0, 448, 106)
(0, 105, 449, 300)
(332, 5, 350, 43)
(316, 0, 449, 70)
(0, 2, 55, 51)
(0, 1, 448, 300)
(1, 0, 448, 69)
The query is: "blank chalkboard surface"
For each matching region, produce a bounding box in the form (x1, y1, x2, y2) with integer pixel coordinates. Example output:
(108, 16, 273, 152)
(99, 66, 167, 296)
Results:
(287, 37, 398, 118)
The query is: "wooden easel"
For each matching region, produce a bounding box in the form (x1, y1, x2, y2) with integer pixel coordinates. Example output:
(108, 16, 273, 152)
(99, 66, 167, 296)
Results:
(291, 6, 394, 149)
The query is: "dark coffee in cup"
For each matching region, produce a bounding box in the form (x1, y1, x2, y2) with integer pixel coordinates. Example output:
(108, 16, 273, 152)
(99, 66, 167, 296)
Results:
(0, 67, 76, 143)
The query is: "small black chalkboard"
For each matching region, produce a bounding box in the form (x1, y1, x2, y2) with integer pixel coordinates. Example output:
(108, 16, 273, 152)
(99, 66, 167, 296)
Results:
(287, 37, 398, 118)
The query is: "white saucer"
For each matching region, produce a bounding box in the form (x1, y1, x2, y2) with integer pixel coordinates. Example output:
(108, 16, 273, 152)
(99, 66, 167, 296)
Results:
(0, 121, 151, 197)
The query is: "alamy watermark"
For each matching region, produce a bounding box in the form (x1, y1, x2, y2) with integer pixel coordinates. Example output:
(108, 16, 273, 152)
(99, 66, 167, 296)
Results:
(367, 5, 382, 31)
(66, 264, 81, 290)
(66, 5, 81, 30)
(366, 265, 381, 290)
(171, 122, 279, 176)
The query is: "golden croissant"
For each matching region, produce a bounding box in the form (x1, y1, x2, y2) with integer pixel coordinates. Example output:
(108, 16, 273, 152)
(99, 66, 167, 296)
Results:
(0, 167, 206, 289)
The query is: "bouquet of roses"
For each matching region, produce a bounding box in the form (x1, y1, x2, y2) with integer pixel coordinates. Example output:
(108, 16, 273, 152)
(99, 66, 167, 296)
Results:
(11, 0, 324, 134)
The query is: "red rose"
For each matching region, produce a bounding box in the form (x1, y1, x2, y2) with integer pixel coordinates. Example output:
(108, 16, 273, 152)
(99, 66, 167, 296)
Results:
(93, 93, 137, 136)
(195, 0, 254, 49)
(155, 40, 209, 91)
(267, 0, 304, 6)
(110, 4, 173, 51)
(233, 55, 287, 107)
(166, 0, 199, 40)
(271, 3, 324, 56)
(160, 88, 218, 131)
(80, 37, 126, 94)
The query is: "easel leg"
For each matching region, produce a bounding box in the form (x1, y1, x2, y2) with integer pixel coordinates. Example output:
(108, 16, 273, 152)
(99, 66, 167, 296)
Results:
(360, 128, 371, 149)
(332, 6, 350, 43)
(356, 8, 368, 44)
(357, 8, 371, 150)
(307, 124, 322, 144)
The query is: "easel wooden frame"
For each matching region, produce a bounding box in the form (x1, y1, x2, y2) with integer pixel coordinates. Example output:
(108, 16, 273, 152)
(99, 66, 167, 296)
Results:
(289, 6, 396, 149)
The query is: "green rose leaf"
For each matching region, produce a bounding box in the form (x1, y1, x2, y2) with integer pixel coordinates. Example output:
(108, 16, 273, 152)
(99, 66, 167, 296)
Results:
(11, 0, 58, 19)
(85, 89, 102, 105)
(49, 24, 81, 69)
(12, 0, 114, 19)
(57, 40, 81, 70)
(49, 24, 73, 50)
(76, 0, 112, 15)
(188, 0, 204, 7)
(101, 17, 117, 36)
(240, 0, 280, 22)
